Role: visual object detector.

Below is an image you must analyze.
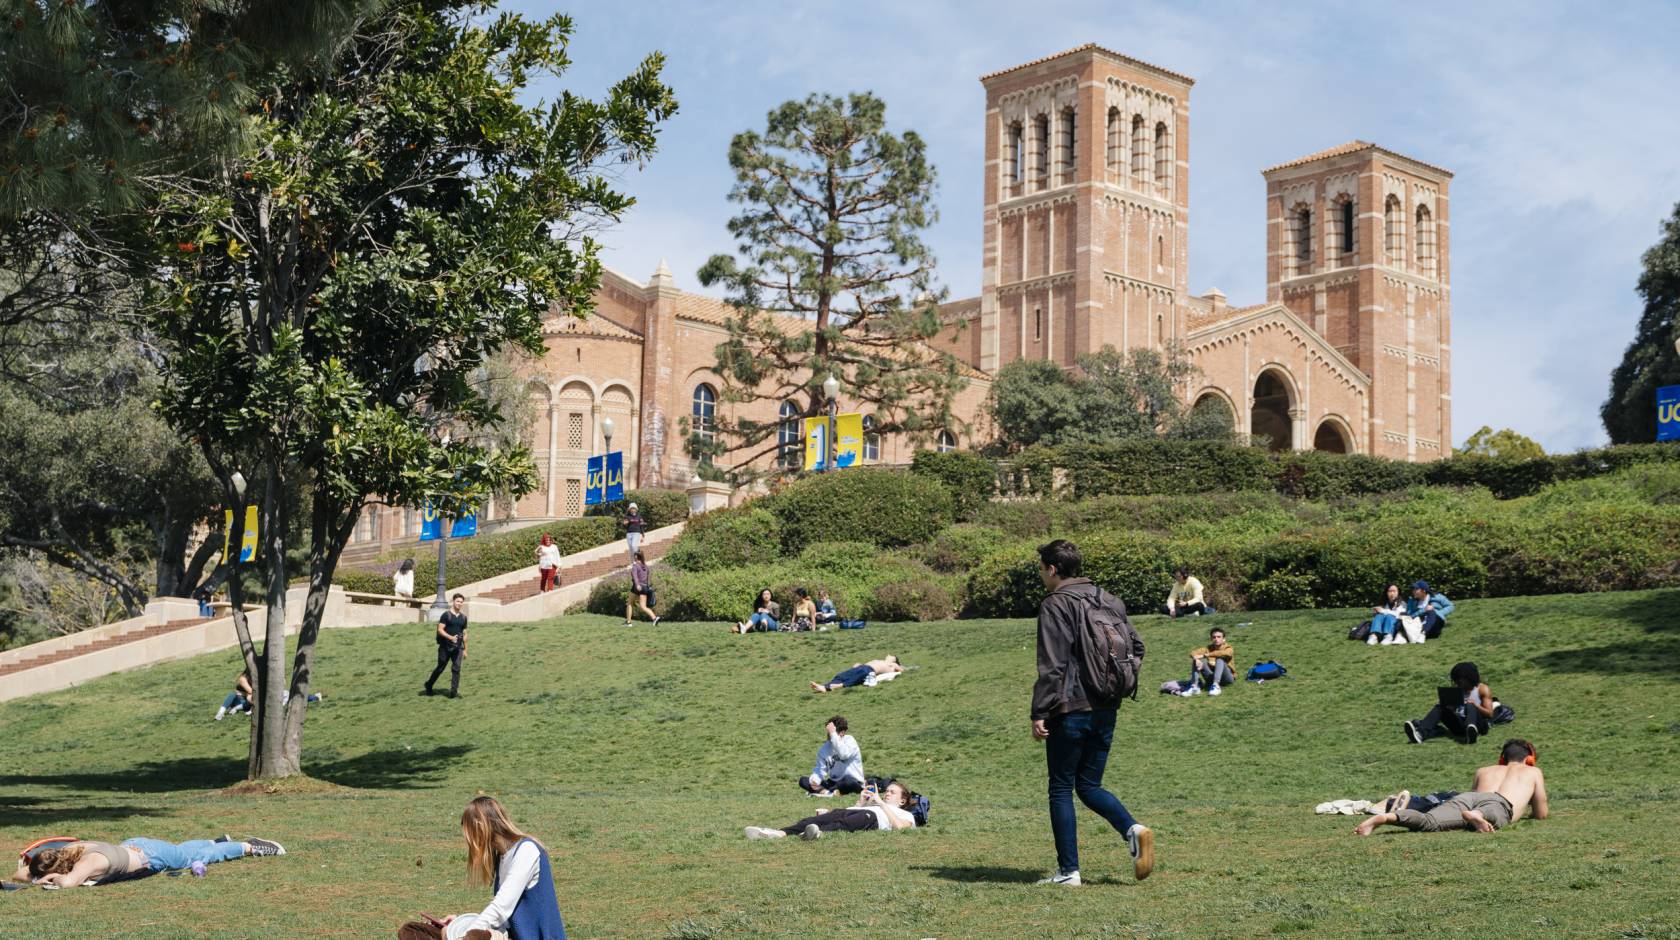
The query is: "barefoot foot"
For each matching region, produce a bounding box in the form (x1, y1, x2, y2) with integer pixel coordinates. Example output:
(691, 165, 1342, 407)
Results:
(809, 681, 826, 693)
(1353, 817, 1381, 836)
(1462, 809, 1494, 833)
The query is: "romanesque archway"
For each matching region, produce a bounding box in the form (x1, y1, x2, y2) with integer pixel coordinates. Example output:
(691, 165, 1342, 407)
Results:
(1190, 390, 1236, 437)
(1313, 418, 1351, 454)
(1251, 370, 1294, 452)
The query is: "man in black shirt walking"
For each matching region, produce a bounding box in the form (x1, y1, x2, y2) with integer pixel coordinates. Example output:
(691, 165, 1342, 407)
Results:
(425, 593, 468, 698)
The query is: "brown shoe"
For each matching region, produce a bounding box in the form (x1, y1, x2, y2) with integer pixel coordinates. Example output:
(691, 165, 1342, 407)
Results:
(397, 923, 442, 940)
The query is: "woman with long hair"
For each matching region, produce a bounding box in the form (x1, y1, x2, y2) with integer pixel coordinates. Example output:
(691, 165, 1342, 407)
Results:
(1368, 583, 1405, 645)
(734, 588, 780, 633)
(400, 796, 566, 940)
(16, 835, 285, 887)
(534, 534, 561, 593)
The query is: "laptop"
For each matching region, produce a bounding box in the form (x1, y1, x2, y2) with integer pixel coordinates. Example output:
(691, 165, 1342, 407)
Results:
(1437, 686, 1464, 710)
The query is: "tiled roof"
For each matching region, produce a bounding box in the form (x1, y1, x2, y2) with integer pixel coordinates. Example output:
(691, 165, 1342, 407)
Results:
(542, 311, 641, 340)
(980, 43, 1195, 87)
(1186, 301, 1268, 331)
(1262, 140, 1454, 178)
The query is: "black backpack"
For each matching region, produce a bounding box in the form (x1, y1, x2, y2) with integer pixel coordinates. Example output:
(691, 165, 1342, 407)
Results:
(1055, 585, 1143, 702)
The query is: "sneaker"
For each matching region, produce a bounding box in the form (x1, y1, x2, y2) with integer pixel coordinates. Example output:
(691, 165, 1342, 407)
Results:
(1036, 869, 1081, 886)
(622, 621, 633, 629)
(1179, 686, 1200, 697)
(652, 616, 661, 627)
(1403, 720, 1423, 744)
(1464, 724, 1479, 745)
(800, 823, 822, 842)
(743, 827, 785, 840)
(213, 834, 232, 844)
(1208, 684, 1222, 697)
(1126, 824, 1154, 881)
(421, 688, 434, 696)
(244, 838, 285, 857)
(1380, 635, 1395, 645)
(1367, 635, 1380, 646)
(1393, 636, 1408, 645)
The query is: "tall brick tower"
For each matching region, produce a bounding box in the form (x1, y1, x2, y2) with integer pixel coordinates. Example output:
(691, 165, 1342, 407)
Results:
(978, 45, 1193, 372)
(1262, 142, 1453, 459)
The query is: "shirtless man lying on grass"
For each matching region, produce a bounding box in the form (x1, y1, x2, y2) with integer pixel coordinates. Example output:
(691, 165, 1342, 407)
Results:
(1355, 739, 1548, 835)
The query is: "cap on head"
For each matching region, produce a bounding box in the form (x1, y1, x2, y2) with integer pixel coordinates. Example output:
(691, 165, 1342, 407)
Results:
(1412, 580, 1430, 592)
(628, 502, 638, 510)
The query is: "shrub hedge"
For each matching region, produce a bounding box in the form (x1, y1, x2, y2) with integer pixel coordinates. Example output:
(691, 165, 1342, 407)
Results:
(911, 450, 998, 521)
(768, 468, 954, 553)
(583, 489, 689, 530)
(662, 508, 782, 573)
(334, 516, 618, 594)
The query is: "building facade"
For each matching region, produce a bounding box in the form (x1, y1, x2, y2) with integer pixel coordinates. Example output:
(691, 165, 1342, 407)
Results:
(347, 43, 1452, 553)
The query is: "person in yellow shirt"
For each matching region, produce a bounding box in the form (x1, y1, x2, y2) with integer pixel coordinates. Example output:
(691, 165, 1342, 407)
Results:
(1162, 567, 1213, 617)
(1180, 626, 1234, 697)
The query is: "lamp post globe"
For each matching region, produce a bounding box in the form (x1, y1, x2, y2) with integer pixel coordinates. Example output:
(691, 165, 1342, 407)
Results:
(602, 416, 615, 450)
(821, 375, 841, 470)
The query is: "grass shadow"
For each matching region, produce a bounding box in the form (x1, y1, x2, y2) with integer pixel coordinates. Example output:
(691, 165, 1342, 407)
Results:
(1529, 638, 1680, 681)
(0, 796, 160, 826)
(3, 744, 474, 795)
(912, 864, 1043, 884)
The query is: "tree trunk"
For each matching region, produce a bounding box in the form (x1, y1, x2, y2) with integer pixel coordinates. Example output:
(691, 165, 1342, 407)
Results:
(279, 495, 353, 765)
(252, 462, 299, 779)
(154, 512, 190, 597)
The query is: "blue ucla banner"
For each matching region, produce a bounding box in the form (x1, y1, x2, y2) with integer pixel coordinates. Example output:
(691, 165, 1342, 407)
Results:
(587, 452, 625, 505)
(419, 503, 478, 541)
(1659, 385, 1680, 442)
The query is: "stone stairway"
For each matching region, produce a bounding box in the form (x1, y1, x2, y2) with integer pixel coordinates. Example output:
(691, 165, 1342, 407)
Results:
(0, 617, 211, 679)
(476, 531, 675, 605)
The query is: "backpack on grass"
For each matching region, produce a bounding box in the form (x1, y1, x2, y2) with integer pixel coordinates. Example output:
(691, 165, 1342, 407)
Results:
(1246, 660, 1287, 682)
(1348, 620, 1372, 642)
(1054, 585, 1143, 702)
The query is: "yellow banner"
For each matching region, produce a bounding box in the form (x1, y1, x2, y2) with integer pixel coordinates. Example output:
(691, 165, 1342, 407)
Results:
(835, 413, 863, 468)
(803, 416, 827, 471)
(223, 506, 259, 563)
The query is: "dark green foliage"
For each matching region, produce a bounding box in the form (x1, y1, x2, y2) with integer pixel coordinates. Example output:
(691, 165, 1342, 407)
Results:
(663, 508, 782, 573)
(919, 525, 1017, 574)
(910, 450, 996, 521)
(334, 518, 615, 595)
(769, 468, 953, 553)
(1603, 202, 1680, 443)
(1271, 451, 1427, 499)
(862, 570, 954, 622)
(584, 489, 689, 530)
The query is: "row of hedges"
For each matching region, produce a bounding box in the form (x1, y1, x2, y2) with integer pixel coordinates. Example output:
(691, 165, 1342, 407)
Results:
(334, 516, 618, 594)
(965, 464, 1680, 616)
(582, 489, 689, 530)
(1003, 440, 1680, 501)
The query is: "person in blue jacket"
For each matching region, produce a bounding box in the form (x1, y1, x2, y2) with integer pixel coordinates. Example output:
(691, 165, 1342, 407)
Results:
(401, 796, 565, 940)
(1406, 581, 1455, 639)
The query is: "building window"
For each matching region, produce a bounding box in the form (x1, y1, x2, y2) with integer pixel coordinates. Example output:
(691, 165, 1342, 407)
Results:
(1105, 107, 1121, 183)
(1290, 205, 1313, 276)
(1340, 198, 1355, 255)
(564, 478, 581, 517)
(1328, 196, 1354, 267)
(1384, 194, 1404, 267)
(1007, 121, 1023, 194)
(566, 412, 584, 451)
(1131, 115, 1147, 187)
(1032, 114, 1050, 191)
(863, 414, 879, 462)
(691, 383, 716, 465)
(1058, 107, 1076, 184)
(1033, 306, 1042, 341)
(1153, 121, 1170, 194)
(936, 430, 957, 453)
(1415, 204, 1436, 278)
(1156, 234, 1165, 272)
(778, 400, 801, 470)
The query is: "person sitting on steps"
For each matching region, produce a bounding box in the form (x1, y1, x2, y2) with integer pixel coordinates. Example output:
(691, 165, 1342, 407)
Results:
(1354, 739, 1548, 835)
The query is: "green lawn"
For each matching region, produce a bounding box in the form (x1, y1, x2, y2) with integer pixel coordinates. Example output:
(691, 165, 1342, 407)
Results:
(3, 590, 1678, 939)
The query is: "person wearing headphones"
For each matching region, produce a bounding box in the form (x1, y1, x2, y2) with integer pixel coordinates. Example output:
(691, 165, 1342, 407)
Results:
(1353, 739, 1548, 835)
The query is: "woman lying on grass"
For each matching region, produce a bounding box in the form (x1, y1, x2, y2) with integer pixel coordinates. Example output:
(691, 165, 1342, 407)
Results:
(399, 796, 566, 940)
(15, 835, 285, 886)
(744, 779, 923, 841)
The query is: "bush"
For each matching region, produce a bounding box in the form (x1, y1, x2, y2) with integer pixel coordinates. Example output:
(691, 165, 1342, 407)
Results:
(911, 451, 997, 521)
(663, 508, 782, 573)
(920, 525, 1016, 573)
(335, 516, 616, 593)
(584, 489, 689, 529)
(1244, 570, 1317, 610)
(770, 468, 953, 553)
(862, 568, 955, 622)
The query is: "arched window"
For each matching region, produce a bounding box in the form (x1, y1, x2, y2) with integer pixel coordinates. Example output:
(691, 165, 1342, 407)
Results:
(1328, 195, 1354, 267)
(691, 383, 716, 464)
(1007, 121, 1023, 195)
(1033, 306, 1042, 341)
(1153, 121, 1170, 193)
(1415, 204, 1436, 278)
(1105, 107, 1121, 183)
(1384, 194, 1404, 267)
(1032, 114, 1050, 191)
(1131, 114, 1147, 186)
(936, 430, 957, 453)
(862, 414, 879, 462)
(1156, 234, 1165, 272)
(1058, 107, 1076, 184)
(778, 400, 801, 469)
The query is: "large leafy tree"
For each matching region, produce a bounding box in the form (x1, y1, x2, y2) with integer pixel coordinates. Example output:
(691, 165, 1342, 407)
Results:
(1603, 202, 1680, 443)
(1459, 425, 1544, 459)
(148, 2, 674, 779)
(697, 92, 966, 472)
(984, 343, 1230, 452)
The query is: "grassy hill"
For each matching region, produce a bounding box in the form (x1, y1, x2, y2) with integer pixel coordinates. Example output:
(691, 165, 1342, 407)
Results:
(3, 590, 1678, 939)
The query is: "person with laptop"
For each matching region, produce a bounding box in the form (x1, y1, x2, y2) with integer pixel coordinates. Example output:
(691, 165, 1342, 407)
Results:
(1354, 739, 1548, 834)
(1403, 661, 1496, 744)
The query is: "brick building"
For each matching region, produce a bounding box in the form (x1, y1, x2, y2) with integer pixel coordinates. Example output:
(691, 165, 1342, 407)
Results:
(347, 43, 1452, 552)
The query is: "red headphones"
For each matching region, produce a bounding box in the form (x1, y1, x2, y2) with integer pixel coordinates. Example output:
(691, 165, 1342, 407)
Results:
(1498, 741, 1538, 767)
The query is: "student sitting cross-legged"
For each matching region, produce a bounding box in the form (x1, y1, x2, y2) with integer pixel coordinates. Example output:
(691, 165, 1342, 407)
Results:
(1179, 626, 1234, 697)
(798, 716, 866, 796)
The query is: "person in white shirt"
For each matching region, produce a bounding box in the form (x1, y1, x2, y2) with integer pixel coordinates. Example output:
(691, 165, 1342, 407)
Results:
(533, 534, 562, 593)
(393, 558, 416, 599)
(1163, 566, 1212, 617)
(798, 716, 865, 796)
(399, 796, 567, 940)
(744, 779, 922, 841)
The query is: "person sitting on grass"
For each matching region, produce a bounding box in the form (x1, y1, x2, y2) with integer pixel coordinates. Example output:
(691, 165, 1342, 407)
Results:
(215, 668, 255, 720)
(1354, 739, 1547, 835)
(623, 551, 659, 628)
(1179, 626, 1234, 697)
(398, 796, 567, 940)
(790, 587, 817, 632)
(1367, 583, 1405, 645)
(1404, 661, 1496, 745)
(810, 655, 902, 693)
(734, 588, 780, 634)
(814, 588, 839, 628)
(745, 779, 922, 841)
(18, 835, 285, 886)
(1162, 566, 1213, 618)
(1405, 580, 1455, 640)
(798, 716, 865, 796)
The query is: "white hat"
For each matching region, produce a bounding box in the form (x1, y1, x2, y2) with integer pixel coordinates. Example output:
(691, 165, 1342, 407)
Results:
(628, 501, 638, 509)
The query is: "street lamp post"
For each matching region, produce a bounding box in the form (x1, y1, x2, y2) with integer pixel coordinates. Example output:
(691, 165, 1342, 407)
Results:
(600, 416, 615, 506)
(822, 374, 840, 471)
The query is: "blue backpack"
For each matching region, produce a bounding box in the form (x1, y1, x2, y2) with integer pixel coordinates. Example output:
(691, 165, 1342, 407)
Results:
(1246, 660, 1288, 682)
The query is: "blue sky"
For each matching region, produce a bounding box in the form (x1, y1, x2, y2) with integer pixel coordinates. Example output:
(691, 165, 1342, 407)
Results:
(508, 0, 1680, 452)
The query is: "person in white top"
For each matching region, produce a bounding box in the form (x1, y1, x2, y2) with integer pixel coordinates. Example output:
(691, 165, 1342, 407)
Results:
(798, 716, 865, 796)
(1163, 566, 1212, 617)
(744, 779, 921, 841)
(399, 796, 566, 940)
(393, 558, 416, 599)
(533, 534, 562, 593)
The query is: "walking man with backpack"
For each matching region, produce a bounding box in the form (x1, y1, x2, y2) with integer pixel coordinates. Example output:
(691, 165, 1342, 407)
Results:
(1031, 539, 1154, 886)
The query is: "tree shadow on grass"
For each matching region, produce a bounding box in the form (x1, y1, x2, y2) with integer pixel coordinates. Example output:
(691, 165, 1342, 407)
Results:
(2, 744, 474, 794)
(1525, 590, 1679, 680)
(0, 796, 160, 826)
(912, 864, 1043, 884)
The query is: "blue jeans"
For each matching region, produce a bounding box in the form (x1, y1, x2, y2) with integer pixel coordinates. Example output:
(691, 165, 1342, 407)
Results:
(1371, 612, 1400, 636)
(827, 665, 873, 688)
(1192, 659, 1235, 689)
(122, 838, 245, 872)
(221, 692, 249, 711)
(1046, 708, 1138, 874)
(748, 612, 780, 632)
